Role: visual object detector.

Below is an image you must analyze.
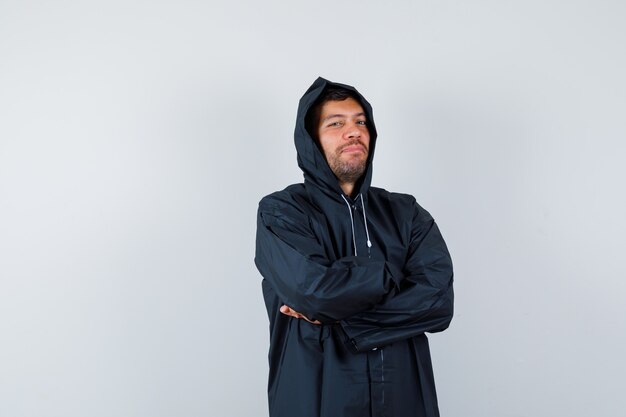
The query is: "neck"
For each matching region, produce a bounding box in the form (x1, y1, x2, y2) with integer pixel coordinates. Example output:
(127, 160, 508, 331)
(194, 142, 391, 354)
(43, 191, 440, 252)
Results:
(339, 181, 356, 197)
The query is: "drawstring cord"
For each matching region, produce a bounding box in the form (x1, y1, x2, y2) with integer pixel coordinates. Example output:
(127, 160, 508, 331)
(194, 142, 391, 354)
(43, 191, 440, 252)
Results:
(341, 193, 373, 257)
(360, 194, 372, 257)
(340, 194, 358, 256)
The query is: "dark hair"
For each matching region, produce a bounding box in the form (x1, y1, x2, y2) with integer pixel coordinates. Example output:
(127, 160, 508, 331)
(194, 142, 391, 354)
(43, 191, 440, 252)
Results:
(305, 86, 361, 140)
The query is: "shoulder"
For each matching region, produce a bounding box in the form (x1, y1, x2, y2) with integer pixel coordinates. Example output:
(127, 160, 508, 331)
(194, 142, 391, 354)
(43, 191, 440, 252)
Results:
(369, 186, 433, 222)
(258, 184, 314, 229)
(258, 184, 307, 213)
(257, 184, 316, 237)
(370, 186, 416, 205)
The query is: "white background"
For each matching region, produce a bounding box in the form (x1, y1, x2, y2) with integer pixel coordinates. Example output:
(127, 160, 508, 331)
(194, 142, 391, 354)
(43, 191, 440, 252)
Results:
(1, 1, 625, 416)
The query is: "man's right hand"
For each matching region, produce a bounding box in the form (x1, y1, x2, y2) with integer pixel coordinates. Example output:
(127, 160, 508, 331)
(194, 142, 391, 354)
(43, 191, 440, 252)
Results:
(279, 305, 322, 325)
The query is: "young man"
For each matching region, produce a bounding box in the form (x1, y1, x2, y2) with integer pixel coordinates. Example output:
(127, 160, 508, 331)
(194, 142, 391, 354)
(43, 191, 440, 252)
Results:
(255, 77, 454, 417)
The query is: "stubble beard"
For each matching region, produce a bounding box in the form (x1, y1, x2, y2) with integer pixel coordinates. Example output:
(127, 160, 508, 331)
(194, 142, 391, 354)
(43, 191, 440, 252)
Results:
(326, 143, 368, 185)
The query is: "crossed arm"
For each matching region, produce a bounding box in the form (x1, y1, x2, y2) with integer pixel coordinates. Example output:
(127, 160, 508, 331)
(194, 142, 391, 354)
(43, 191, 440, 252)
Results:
(255, 195, 454, 351)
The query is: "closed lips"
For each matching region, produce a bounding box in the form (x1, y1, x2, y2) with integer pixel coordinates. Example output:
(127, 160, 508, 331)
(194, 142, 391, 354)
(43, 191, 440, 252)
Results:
(341, 144, 366, 153)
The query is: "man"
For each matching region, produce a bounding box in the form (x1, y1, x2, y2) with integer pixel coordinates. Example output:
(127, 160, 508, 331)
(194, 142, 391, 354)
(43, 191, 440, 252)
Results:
(255, 77, 454, 417)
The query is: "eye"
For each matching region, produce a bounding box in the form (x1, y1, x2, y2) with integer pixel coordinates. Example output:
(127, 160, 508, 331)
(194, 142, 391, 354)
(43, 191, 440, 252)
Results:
(356, 120, 367, 125)
(328, 121, 343, 127)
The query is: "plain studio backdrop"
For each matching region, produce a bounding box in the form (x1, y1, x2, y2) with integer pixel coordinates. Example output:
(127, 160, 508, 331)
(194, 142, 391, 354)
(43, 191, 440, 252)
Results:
(1, 1, 624, 416)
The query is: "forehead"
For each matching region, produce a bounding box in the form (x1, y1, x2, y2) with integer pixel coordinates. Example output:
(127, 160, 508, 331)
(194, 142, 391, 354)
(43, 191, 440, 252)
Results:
(319, 97, 365, 119)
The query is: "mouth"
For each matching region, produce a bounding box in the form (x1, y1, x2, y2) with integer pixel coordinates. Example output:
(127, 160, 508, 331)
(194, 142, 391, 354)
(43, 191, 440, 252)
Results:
(340, 144, 366, 154)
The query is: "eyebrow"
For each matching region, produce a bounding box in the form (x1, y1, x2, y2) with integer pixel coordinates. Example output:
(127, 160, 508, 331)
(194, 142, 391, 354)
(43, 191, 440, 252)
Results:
(322, 112, 366, 123)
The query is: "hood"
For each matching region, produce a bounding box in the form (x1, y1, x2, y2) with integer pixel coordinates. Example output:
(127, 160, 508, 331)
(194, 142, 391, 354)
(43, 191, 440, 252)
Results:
(294, 77, 378, 200)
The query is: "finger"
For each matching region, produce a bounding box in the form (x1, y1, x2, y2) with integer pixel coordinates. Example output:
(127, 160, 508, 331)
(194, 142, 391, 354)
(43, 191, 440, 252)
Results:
(279, 305, 321, 324)
(302, 316, 322, 325)
(280, 306, 299, 318)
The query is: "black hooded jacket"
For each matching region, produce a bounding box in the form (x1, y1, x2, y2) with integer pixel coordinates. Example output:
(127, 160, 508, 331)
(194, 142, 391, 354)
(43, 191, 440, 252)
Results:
(255, 77, 454, 417)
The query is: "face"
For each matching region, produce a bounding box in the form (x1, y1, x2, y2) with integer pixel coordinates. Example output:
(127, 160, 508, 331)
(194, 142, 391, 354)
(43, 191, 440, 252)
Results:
(317, 97, 370, 185)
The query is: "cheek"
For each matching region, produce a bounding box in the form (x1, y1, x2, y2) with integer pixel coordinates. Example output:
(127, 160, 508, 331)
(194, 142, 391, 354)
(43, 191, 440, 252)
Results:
(362, 132, 371, 149)
(319, 137, 335, 157)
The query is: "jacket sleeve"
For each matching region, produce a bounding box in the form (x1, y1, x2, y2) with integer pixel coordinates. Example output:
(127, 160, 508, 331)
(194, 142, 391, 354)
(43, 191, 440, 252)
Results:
(254, 194, 400, 323)
(340, 199, 454, 352)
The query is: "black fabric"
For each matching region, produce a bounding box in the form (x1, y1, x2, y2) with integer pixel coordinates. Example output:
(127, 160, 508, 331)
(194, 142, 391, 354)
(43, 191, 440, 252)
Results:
(255, 77, 454, 417)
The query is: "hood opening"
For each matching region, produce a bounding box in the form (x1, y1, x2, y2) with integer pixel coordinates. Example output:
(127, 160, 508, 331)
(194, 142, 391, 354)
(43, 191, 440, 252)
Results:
(295, 77, 378, 199)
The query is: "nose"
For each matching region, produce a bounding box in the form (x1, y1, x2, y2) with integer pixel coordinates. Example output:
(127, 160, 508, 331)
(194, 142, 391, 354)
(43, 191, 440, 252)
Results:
(343, 122, 362, 140)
